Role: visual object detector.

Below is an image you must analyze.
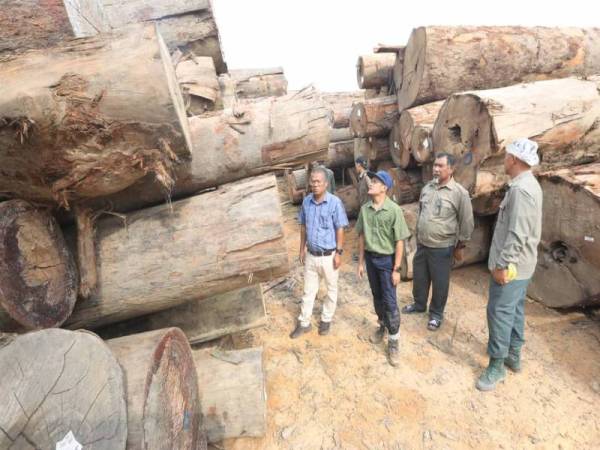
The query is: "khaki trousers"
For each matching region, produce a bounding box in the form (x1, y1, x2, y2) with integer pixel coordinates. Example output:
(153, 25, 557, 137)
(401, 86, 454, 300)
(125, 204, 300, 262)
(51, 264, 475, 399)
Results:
(298, 253, 339, 327)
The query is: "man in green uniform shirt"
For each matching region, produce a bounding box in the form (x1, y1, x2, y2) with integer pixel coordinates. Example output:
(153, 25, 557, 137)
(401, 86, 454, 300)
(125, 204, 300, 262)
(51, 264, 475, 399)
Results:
(356, 170, 411, 366)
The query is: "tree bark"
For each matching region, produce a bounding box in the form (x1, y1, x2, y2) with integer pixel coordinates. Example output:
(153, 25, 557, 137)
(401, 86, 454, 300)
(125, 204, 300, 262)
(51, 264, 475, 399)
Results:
(356, 53, 396, 89)
(95, 285, 266, 344)
(326, 140, 355, 169)
(218, 67, 287, 108)
(323, 91, 365, 129)
(63, 0, 227, 72)
(398, 26, 600, 111)
(528, 163, 600, 308)
(65, 174, 289, 329)
(0, 329, 127, 449)
(82, 87, 330, 214)
(74, 205, 97, 299)
(0, 24, 191, 208)
(0, 0, 73, 56)
(349, 95, 398, 138)
(106, 328, 205, 449)
(432, 77, 600, 214)
(400, 203, 493, 280)
(0, 200, 78, 331)
(388, 168, 423, 205)
(177, 56, 220, 115)
(193, 347, 266, 443)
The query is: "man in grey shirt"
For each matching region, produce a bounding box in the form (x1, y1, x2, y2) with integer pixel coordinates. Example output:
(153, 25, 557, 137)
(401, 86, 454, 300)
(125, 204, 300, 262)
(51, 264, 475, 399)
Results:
(477, 138, 543, 391)
(402, 152, 474, 331)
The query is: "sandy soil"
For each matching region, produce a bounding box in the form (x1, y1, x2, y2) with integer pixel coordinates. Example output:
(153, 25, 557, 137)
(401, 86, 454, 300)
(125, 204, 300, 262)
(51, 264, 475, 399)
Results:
(213, 184, 600, 450)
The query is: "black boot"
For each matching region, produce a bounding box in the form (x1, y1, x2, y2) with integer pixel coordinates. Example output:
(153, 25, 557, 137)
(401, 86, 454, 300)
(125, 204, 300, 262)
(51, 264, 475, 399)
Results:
(289, 322, 312, 339)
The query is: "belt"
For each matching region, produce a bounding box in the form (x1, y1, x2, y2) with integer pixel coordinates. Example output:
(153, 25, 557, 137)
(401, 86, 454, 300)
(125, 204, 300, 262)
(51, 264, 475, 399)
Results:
(365, 250, 393, 258)
(308, 248, 336, 257)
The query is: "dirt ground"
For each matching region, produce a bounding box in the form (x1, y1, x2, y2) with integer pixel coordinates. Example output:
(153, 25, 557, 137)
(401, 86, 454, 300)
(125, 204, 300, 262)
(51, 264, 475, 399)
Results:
(215, 183, 600, 450)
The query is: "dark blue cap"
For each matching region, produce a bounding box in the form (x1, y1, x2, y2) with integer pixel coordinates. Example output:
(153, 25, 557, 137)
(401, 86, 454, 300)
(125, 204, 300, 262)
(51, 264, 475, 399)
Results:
(355, 156, 368, 168)
(367, 170, 393, 190)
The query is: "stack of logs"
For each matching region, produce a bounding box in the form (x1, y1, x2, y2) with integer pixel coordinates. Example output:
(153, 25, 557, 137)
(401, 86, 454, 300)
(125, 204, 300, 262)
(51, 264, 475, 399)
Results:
(0, 1, 331, 448)
(285, 26, 600, 310)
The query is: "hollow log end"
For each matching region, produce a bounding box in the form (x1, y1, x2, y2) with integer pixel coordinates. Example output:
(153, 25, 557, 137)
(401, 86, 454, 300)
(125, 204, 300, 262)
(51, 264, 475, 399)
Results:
(143, 327, 203, 448)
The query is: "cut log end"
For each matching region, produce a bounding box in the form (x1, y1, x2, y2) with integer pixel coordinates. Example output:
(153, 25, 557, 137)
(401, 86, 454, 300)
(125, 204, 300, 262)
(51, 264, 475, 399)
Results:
(349, 103, 368, 138)
(389, 119, 413, 169)
(398, 27, 426, 111)
(411, 125, 433, 163)
(0, 200, 77, 329)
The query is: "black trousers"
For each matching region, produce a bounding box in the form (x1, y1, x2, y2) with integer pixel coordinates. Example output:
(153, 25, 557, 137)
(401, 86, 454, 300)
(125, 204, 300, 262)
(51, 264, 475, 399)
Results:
(365, 252, 400, 335)
(412, 244, 454, 321)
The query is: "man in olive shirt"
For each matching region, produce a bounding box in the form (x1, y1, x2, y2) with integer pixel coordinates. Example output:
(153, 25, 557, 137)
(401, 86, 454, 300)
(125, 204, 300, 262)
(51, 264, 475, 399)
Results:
(477, 139, 543, 391)
(356, 170, 411, 366)
(355, 156, 371, 206)
(402, 153, 474, 331)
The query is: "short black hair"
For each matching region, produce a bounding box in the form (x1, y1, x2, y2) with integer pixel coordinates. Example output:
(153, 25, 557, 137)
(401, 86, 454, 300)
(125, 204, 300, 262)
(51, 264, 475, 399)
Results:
(310, 166, 329, 183)
(434, 152, 456, 167)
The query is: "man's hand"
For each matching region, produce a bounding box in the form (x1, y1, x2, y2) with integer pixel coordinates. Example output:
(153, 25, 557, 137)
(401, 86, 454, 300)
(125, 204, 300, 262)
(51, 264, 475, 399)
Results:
(357, 263, 364, 279)
(453, 246, 465, 264)
(299, 247, 306, 265)
(333, 253, 342, 270)
(392, 271, 401, 286)
(491, 268, 509, 285)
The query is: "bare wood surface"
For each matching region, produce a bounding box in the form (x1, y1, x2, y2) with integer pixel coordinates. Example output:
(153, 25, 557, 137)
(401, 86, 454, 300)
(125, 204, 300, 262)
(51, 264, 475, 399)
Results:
(336, 185, 360, 219)
(74, 205, 97, 299)
(326, 140, 355, 169)
(349, 95, 398, 138)
(356, 53, 396, 89)
(398, 26, 600, 110)
(177, 56, 220, 115)
(388, 168, 423, 205)
(0, 329, 127, 449)
(323, 91, 365, 129)
(219, 67, 287, 107)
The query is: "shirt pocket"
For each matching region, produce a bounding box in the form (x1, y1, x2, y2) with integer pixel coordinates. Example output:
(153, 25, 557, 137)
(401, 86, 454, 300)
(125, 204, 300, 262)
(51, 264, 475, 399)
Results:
(438, 199, 455, 218)
(319, 212, 332, 229)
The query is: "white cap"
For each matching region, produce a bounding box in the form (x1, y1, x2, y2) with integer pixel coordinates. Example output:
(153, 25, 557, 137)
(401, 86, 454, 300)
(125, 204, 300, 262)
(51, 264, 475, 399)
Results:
(506, 138, 540, 167)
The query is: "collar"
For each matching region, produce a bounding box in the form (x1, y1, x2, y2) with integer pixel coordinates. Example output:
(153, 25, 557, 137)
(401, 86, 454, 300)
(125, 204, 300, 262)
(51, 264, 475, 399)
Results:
(367, 196, 392, 211)
(436, 177, 457, 191)
(309, 192, 330, 205)
(508, 170, 533, 187)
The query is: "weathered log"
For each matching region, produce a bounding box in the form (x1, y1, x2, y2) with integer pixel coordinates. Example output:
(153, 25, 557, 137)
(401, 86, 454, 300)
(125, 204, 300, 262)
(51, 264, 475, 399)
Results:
(388, 168, 423, 205)
(218, 67, 288, 108)
(326, 140, 355, 169)
(356, 53, 396, 89)
(376, 160, 396, 172)
(528, 164, 600, 308)
(0, 329, 127, 449)
(391, 47, 406, 94)
(82, 87, 330, 214)
(107, 328, 205, 449)
(400, 203, 493, 280)
(63, 0, 226, 72)
(65, 175, 289, 329)
(177, 56, 220, 115)
(0, 200, 78, 331)
(411, 125, 434, 164)
(349, 95, 398, 138)
(373, 44, 405, 53)
(330, 127, 354, 143)
(285, 169, 307, 205)
(95, 285, 266, 344)
(421, 161, 434, 184)
(0, 24, 191, 207)
(389, 118, 415, 169)
(337, 185, 360, 219)
(323, 91, 365, 129)
(399, 101, 444, 163)
(398, 26, 600, 111)
(193, 347, 266, 442)
(354, 137, 391, 167)
(432, 77, 600, 214)
(74, 205, 97, 299)
(0, 0, 73, 56)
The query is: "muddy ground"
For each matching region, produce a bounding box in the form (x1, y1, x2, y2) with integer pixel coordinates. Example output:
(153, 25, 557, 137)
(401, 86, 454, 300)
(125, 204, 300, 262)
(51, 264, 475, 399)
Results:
(213, 184, 600, 450)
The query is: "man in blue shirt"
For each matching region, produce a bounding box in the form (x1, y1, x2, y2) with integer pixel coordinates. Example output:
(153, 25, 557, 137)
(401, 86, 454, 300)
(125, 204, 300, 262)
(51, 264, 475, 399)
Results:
(290, 167, 349, 338)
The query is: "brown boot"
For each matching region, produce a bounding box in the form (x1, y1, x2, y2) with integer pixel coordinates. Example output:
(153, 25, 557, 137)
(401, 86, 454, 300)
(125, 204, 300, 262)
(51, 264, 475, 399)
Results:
(369, 324, 386, 344)
(387, 339, 400, 367)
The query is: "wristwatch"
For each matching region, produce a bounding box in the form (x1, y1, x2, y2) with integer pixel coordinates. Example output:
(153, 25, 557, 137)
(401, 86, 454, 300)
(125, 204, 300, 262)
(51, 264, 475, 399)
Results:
(336, 248, 344, 255)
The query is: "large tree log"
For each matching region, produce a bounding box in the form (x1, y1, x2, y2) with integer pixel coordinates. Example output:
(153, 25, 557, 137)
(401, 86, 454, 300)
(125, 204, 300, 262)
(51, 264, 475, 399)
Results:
(349, 95, 398, 138)
(107, 328, 205, 449)
(218, 67, 288, 108)
(388, 168, 423, 205)
(336, 185, 360, 219)
(323, 91, 365, 129)
(177, 56, 220, 115)
(0, 200, 77, 331)
(0, 329, 127, 449)
(82, 87, 330, 214)
(528, 164, 600, 308)
(356, 53, 396, 89)
(389, 119, 415, 169)
(398, 26, 600, 111)
(193, 347, 266, 443)
(354, 137, 391, 168)
(373, 44, 405, 53)
(399, 203, 493, 280)
(330, 127, 354, 143)
(0, 0, 73, 55)
(391, 47, 406, 95)
(95, 285, 266, 344)
(400, 101, 444, 164)
(432, 77, 600, 214)
(326, 140, 355, 168)
(285, 169, 307, 205)
(63, 0, 226, 73)
(65, 175, 289, 329)
(0, 24, 191, 207)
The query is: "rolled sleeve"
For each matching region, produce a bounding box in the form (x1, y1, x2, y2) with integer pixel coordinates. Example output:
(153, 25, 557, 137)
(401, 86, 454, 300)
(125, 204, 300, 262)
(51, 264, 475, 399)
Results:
(393, 209, 411, 242)
(332, 199, 349, 229)
(457, 191, 475, 242)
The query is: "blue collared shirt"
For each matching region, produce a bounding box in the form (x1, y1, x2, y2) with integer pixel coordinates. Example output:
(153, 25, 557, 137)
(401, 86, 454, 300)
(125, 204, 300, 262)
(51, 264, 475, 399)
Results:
(298, 192, 349, 252)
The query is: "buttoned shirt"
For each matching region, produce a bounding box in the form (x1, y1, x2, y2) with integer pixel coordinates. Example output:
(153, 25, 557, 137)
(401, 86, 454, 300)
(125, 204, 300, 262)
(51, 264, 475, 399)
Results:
(355, 197, 411, 255)
(298, 192, 349, 252)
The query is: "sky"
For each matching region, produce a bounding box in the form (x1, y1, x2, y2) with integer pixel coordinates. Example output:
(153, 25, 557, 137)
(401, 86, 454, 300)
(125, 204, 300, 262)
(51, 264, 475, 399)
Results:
(213, 0, 598, 92)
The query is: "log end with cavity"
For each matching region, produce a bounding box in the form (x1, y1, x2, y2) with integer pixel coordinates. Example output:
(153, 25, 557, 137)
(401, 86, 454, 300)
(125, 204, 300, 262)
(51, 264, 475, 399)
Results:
(143, 327, 203, 449)
(398, 27, 426, 111)
(0, 200, 78, 329)
(411, 125, 433, 164)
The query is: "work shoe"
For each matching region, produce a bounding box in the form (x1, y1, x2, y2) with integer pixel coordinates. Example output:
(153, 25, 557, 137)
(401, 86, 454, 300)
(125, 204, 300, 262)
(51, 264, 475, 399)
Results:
(476, 358, 506, 391)
(289, 322, 312, 339)
(387, 339, 400, 367)
(369, 324, 386, 344)
(318, 321, 331, 336)
(401, 303, 426, 314)
(504, 347, 522, 372)
(427, 318, 441, 331)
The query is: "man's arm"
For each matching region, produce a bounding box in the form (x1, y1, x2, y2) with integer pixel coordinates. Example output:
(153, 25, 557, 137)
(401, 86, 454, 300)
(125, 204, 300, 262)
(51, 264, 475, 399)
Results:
(357, 233, 365, 279)
(392, 240, 403, 286)
(496, 188, 535, 268)
(457, 190, 475, 243)
(333, 227, 344, 269)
